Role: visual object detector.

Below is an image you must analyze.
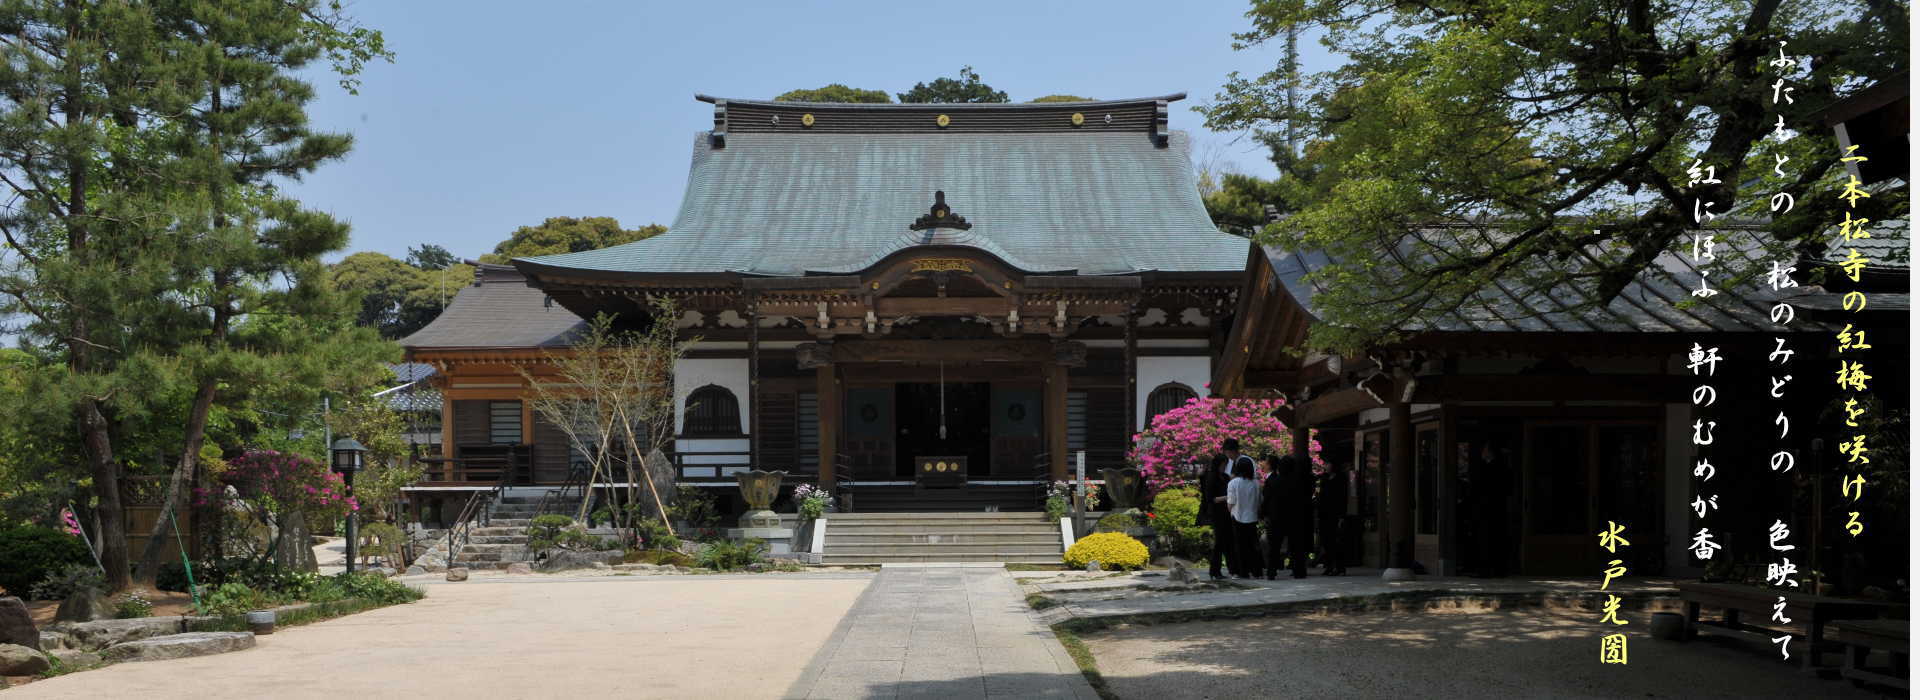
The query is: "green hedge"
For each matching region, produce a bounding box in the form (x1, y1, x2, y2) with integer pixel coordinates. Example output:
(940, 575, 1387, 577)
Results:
(0, 524, 94, 598)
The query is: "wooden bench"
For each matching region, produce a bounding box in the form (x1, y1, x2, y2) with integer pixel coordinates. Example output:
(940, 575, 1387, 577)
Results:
(1677, 581, 1890, 672)
(1832, 619, 1909, 690)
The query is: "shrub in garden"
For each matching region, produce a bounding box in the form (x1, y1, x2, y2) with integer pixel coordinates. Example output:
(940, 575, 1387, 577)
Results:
(668, 485, 721, 529)
(524, 514, 580, 551)
(29, 562, 104, 601)
(330, 571, 423, 606)
(634, 517, 680, 553)
(1063, 532, 1150, 571)
(1126, 397, 1324, 490)
(113, 592, 155, 619)
(0, 524, 95, 597)
(624, 549, 695, 567)
(695, 538, 766, 571)
(1148, 486, 1212, 561)
(793, 484, 832, 521)
(202, 583, 275, 616)
(1094, 512, 1145, 533)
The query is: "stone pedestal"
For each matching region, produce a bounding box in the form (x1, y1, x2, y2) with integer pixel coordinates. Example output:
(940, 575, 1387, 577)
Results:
(727, 527, 796, 554)
(738, 509, 781, 529)
(1381, 567, 1416, 581)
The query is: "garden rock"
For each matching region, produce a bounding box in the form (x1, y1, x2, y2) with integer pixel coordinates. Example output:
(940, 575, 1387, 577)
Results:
(53, 617, 183, 651)
(49, 648, 102, 669)
(101, 631, 254, 663)
(589, 562, 610, 570)
(504, 562, 534, 575)
(405, 565, 428, 575)
(39, 630, 71, 651)
(0, 643, 48, 675)
(1167, 561, 1198, 585)
(0, 597, 36, 650)
(445, 568, 469, 582)
(1085, 559, 1102, 573)
(53, 588, 113, 623)
(533, 550, 621, 573)
(746, 563, 769, 573)
(369, 567, 398, 578)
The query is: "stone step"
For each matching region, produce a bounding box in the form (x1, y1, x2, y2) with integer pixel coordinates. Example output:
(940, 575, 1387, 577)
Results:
(825, 533, 1063, 545)
(457, 542, 529, 552)
(489, 518, 533, 528)
(468, 535, 527, 544)
(820, 554, 1062, 564)
(824, 521, 1058, 532)
(824, 543, 1063, 555)
(829, 512, 1055, 521)
(470, 527, 529, 537)
(452, 550, 535, 563)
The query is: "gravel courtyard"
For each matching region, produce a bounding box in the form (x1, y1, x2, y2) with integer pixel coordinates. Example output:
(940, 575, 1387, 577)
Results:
(7, 573, 872, 699)
(1080, 607, 1896, 699)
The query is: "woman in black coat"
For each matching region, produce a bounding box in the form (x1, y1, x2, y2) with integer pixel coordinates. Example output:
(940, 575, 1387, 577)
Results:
(1198, 454, 1234, 580)
(1262, 454, 1315, 579)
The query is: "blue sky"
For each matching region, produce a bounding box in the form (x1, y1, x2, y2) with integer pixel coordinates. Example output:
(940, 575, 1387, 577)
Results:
(290, 1, 1333, 262)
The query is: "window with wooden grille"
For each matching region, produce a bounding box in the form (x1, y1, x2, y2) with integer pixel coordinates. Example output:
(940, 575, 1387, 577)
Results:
(683, 385, 741, 437)
(1144, 383, 1198, 427)
(489, 401, 523, 444)
(1067, 391, 1088, 451)
(796, 392, 819, 469)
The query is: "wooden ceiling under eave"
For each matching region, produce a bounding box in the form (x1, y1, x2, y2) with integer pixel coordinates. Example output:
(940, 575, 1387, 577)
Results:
(1212, 244, 1312, 398)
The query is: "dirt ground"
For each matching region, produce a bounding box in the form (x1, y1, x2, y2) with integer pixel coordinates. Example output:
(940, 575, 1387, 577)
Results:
(8, 573, 872, 698)
(1081, 606, 1898, 699)
(23, 589, 197, 627)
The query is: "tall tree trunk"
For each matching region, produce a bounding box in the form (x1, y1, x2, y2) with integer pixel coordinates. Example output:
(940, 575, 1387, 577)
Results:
(133, 375, 217, 584)
(80, 401, 130, 591)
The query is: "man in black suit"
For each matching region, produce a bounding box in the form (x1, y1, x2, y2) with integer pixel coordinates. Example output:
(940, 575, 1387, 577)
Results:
(1262, 454, 1315, 579)
(1198, 452, 1234, 580)
(1316, 460, 1348, 575)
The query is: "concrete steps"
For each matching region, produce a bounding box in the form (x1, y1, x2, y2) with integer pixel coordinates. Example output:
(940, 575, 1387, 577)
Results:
(447, 498, 581, 569)
(819, 511, 1064, 565)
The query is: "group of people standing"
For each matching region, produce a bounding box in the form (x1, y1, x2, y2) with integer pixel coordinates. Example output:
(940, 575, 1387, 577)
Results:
(1196, 438, 1348, 580)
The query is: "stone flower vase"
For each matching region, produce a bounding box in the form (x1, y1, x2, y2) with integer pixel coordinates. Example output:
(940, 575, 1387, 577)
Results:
(735, 470, 788, 528)
(1100, 468, 1146, 515)
(246, 610, 277, 635)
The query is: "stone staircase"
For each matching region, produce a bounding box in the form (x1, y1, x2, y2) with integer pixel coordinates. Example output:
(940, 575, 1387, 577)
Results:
(449, 494, 583, 570)
(819, 512, 1065, 565)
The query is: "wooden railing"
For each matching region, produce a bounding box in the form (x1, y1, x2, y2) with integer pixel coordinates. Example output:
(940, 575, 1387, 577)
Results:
(416, 444, 531, 484)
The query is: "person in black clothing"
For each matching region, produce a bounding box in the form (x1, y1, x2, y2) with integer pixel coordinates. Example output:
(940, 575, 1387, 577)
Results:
(1261, 454, 1314, 579)
(1316, 460, 1348, 575)
(1473, 443, 1513, 578)
(1197, 454, 1235, 580)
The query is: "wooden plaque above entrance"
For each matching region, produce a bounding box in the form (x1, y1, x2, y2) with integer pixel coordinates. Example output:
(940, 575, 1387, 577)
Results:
(908, 258, 973, 273)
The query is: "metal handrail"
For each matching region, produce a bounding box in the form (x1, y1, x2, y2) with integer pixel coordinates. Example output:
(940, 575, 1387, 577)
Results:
(443, 474, 507, 570)
(832, 452, 854, 513)
(534, 458, 592, 525)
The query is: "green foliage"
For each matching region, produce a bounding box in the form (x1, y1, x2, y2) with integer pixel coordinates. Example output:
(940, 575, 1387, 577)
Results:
(625, 549, 695, 567)
(478, 216, 667, 264)
(898, 66, 1008, 104)
(1203, 0, 1910, 353)
(329, 251, 473, 339)
(633, 518, 681, 553)
(203, 583, 276, 616)
(0, 526, 95, 598)
(357, 522, 407, 565)
(29, 563, 106, 601)
(1044, 496, 1069, 522)
(1203, 173, 1295, 236)
(405, 244, 459, 271)
(695, 538, 766, 571)
(1063, 532, 1150, 571)
(669, 485, 722, 529)
(525, 514, 578, 551)
(114, 592, 155, 619)
(775, 84, 892, 103)
(1028, 94, 1093, 103)
(1148, 487, 1213, 561)
(1094, 512, 1145, 533)
(156, 562, 195, 594)
(329, 570, 424, 606)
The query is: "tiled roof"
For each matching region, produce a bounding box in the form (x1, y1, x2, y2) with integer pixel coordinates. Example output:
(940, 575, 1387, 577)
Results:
(1265, 225, 1859, 333)
(514, 126, 1248, 278)
(399, 264, 584, 350)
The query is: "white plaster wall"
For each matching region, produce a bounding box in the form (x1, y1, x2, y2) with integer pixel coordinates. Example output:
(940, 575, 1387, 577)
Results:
(1137, 356, 1211, 430)
(673, 358, 749, 434)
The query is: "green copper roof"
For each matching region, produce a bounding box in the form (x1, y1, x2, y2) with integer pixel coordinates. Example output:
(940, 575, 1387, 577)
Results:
(515, 129, 1248, 278)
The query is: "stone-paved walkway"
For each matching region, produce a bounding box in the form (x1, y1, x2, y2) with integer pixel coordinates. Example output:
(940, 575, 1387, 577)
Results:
(789, 565, 1098, 699)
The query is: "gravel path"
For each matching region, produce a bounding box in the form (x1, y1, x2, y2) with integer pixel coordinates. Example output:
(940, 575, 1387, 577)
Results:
(1082, 607, 1894, 699)
(9, 574, 871, 699)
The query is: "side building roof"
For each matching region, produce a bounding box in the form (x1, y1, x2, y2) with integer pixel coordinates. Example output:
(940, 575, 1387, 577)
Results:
(514, 95, 1248, 280)
(399, 263, 584, 351)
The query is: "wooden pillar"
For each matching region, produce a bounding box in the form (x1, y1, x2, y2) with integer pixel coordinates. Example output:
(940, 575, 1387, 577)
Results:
(748, 300, 760, 467)
(1437, 404, 1458, 576)
(1046, 361, 1069, 481)
(1386, 367, 1417, 577)
(817, 363, 839, 490)
(1124, 304, 1138, 433)
(440, 391, 456, 482)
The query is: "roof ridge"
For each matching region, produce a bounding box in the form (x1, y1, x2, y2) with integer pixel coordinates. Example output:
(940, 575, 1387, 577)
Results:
(694, 93, 1185, 109)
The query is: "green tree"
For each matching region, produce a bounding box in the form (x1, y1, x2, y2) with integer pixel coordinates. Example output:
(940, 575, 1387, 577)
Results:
(479, 216, 667, 264)
(405, 243, 459, 270)
(774, 84, 891, 103)
(331, 252, 472, 339)
(1028, 94, 1094, 103)
(1203, 0, 1910, 352)
(897, 66, 1009, 104)
(1204, 173, 1295, 236)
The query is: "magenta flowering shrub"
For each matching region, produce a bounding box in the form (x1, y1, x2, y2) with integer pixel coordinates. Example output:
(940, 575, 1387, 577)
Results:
(199, 449, 358, 523)
(1127, 397, 1326, 491)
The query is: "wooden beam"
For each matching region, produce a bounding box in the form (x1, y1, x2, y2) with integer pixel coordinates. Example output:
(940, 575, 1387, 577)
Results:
(1300, 387, 1384, 423)
(1409, 375, 1687, 403)
(832, 339, 1057, 364)
(1047, 362, 1069, 481)
(1125, 304, 1138, 433)
(817, 364, 838, 490)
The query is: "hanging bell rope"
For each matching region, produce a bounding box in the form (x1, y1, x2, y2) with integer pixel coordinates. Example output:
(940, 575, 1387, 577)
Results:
(938, 360, 947, 440)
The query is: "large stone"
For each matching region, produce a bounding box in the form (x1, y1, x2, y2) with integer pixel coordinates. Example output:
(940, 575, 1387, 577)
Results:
(444, 568, 470, 582)
(405, 565, 428, 576)
(39, 630, 71, 651)
(48, 648, 102, 669)
(533, 550, 622, 573)
(1167, 561, 1198, 585)
(0, 643, 49, 675)
(53, 588, 113, 623)
(0, 597, 36, 650)
(101, 631, 254, 663)
(52, 617, 184, 651)
(504, 562, 534, 575)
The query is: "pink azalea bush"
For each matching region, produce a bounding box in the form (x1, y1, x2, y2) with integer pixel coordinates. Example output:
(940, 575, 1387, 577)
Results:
(197, 449, 358, 523)
(1127, 397, 1326, 491)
